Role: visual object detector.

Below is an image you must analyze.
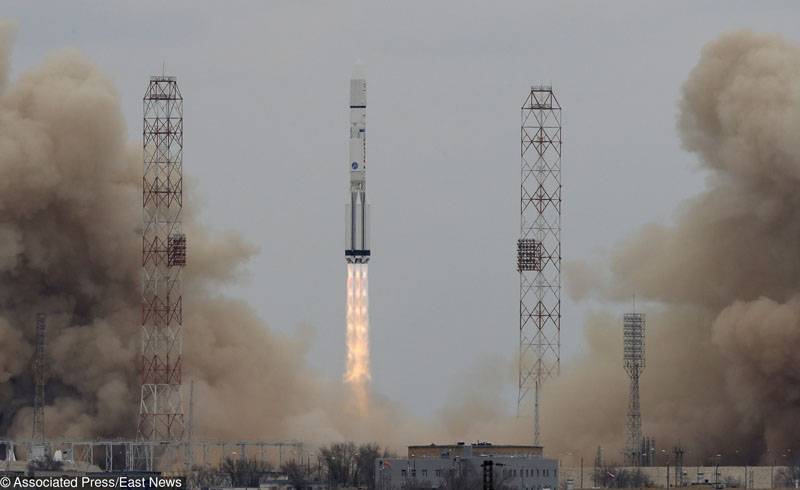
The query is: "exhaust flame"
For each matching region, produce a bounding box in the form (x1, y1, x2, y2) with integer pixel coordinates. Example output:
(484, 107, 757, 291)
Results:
(0, 20, 520, 448)
(345, 263, 370, 413)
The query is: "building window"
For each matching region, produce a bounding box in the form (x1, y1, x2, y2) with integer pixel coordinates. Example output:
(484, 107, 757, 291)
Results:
(411, 470, 416, 478)
(422, 469, 428, 478)
(401, 469, 407, 478)
(436, 469, 442, 477)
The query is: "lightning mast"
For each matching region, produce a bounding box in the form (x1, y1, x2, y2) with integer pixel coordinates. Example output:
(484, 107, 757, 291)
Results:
(137, 75, 186, 447)
(623, 311, 646, 466)
(518, 86, 561, 445)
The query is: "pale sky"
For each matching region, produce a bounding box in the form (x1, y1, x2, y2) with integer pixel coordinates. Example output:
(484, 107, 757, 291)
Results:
(5, 1, 799, 417)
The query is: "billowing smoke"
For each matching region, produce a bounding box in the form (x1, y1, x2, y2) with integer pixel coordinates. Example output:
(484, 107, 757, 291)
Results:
(554, 30, 800, 463)
(0, 20, 426, 447)
(4, 18, 795, 464)
(0, 19, 531, 452)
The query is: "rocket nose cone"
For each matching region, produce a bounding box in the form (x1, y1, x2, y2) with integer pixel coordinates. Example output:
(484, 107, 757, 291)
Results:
(352, 60, 366, 80)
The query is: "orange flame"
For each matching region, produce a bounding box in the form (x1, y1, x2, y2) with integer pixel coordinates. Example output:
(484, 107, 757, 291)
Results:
(345, 263, 370, 413)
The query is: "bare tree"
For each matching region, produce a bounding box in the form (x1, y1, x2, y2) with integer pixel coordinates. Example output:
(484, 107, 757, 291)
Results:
(320, 441, 396, 488)
(355, 443, 381, 489)
(320, 442, 358, 486)
(187, 465, 229, 489)
(357, 443, 398, 489)
(221, 456, 272, 487)
(281, 460, 309, 489)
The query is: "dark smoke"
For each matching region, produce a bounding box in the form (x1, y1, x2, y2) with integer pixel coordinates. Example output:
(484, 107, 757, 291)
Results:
(556, 30, 800, 463)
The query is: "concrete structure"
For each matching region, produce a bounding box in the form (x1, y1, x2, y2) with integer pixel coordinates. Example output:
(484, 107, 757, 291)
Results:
(377, 443, 558, 490)
(408, 442, 544, 459)
(560, 465, 789, 489)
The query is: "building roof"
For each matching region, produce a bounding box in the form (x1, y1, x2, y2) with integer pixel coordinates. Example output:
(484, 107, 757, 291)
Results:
(407, 442, 544, 459)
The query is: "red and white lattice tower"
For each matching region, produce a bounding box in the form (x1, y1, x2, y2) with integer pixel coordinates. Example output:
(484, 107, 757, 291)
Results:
(137, 75, 186, 445)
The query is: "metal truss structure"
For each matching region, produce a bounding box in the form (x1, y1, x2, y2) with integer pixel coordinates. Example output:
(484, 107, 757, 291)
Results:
(640, 436, 656, 466)
(32, 314, 46, 444)
(137, 75, 186, 448)
(593, 446, 603, 488)
(518, 86, 562, 446)
(0, 439, 301, 473)
(623, 312, 646, 466)
(673, 446, 685, 486)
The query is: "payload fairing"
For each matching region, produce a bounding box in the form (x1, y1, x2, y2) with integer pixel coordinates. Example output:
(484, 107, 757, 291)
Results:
(346, 63, 370, 264)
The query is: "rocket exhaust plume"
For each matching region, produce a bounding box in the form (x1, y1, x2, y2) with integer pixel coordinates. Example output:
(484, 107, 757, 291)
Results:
(0, 22, 470, 451)
(345, 263, 370, 411)
(344, 62, 371, 413)
(0, 19, 521, 450)
(15, 16, 800, 462)
(0, 21, 386, 445)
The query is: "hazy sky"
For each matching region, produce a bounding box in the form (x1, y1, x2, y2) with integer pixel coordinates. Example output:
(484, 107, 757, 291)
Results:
(4, 1, 799, 418)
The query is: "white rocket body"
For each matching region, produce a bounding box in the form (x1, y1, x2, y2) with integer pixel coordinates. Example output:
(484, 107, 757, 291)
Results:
(346, 64, 370, 264)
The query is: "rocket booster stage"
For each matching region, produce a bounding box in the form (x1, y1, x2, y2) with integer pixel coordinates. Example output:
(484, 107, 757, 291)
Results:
(346, 63, 370, 264)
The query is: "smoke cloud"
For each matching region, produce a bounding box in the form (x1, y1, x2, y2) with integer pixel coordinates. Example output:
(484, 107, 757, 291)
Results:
(555, 30, 800, 463)
(0, 19, 527, 453)
(0, 21, 428, 447)
(3, 21, 796, 465)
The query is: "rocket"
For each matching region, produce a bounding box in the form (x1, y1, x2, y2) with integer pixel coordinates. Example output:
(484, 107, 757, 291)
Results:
(346, 63, 370, 264)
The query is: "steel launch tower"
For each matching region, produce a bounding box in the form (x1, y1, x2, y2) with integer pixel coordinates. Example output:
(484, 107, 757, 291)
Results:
(137, 75, 186, 445)
(624, 312, 646, 466)
(344, 63, 371, 408)
(518, 86, 561, 445)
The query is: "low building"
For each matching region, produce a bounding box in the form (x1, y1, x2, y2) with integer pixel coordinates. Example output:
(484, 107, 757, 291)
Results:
(560, 464, 788, 489)
(376, 442, 558, 490)
(256, 476, 328, 490)
(408, 442, 544, 459)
